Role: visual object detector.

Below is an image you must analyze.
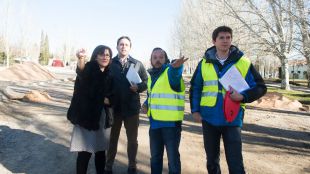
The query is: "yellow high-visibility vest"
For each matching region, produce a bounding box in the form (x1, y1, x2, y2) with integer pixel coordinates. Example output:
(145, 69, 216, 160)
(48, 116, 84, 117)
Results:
(147, 67, 185, 121)
(200, 57, 251, 109)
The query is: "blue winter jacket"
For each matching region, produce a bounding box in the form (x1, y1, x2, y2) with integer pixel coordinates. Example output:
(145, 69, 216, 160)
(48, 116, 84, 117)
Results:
(190, 46, 266, 127)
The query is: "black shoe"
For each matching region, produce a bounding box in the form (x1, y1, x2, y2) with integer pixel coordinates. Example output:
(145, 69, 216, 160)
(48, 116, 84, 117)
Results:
(127, 167, 137, 174)
(105, 170, 113, 174)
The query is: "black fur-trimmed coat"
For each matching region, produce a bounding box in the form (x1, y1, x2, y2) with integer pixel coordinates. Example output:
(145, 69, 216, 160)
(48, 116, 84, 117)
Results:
(67, 61, 115, 130)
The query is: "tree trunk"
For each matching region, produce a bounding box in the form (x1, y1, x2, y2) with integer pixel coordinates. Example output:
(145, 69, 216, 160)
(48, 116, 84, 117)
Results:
(301, 28, 310, 87)
(307, 59, 310, 88)
(281, 57, 290, 90)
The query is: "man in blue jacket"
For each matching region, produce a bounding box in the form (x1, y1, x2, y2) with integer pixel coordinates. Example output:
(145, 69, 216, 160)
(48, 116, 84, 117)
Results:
(142, 47, 188, 174)
(190, 26, 266, 174)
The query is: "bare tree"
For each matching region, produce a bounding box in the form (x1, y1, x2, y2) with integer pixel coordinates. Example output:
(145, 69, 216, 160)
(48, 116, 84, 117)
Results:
(223, 0, 295, 90)
(19, 1, 34, 59)
(61, 42, 75, 65)
(3, 0, 10, 67)
(0, 35, 4, 64)
(173, 0, 231, 74)
(268, 0, 310, 86)
(294, 0, 310, 86)
(173, 0, 269, 75)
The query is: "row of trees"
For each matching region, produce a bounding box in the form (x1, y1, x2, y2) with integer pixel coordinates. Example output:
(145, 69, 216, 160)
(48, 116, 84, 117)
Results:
(0, 1, 76, 67)
(0, 31, 50, 66)
(173, 0, 309, 90)
(1, 31, 77, 67)
(0, 1, 47, 66)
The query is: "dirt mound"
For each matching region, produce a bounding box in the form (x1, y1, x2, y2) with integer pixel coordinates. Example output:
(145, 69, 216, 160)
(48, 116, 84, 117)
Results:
(23, 90, 52, 103)
(250, 92, 305, 111)
(1, 87, 25, 100)
(0, 62, 56, 82)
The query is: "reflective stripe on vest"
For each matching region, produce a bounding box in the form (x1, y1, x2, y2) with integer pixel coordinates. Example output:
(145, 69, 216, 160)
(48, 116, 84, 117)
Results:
(150, 93, 185, 100)
(147, 67, 185, 121)
(200, 56, 251, 109)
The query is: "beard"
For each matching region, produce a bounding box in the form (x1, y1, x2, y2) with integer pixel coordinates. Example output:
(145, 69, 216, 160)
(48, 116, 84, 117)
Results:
(151, 61, 162, 68)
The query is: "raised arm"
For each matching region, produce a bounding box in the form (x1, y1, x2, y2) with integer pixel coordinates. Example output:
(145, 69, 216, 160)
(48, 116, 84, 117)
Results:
(76, 48, 87, 74)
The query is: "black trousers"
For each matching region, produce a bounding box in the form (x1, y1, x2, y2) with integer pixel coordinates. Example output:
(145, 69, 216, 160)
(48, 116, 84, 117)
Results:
(202, 121, 245, 174)
(76, 151, 106, 174)
(106, 114, 139, 170)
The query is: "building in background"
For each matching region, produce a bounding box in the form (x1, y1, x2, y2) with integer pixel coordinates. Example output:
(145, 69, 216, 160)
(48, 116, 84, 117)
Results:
(288, 59, 307, 80)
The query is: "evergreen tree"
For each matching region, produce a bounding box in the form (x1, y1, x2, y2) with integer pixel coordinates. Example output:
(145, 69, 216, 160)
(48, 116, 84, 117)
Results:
(39, 31, 50, 65)
(39, 31, 44, 64)
(0, 52, 6, 64)
(44, 35, 50, 64)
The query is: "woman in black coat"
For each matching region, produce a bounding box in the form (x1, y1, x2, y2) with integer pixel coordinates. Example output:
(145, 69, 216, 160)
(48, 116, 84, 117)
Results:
(67, 45, 114, 174)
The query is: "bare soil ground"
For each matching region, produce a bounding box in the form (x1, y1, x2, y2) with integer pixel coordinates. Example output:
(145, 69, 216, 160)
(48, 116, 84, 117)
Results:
(0, 79, 309, 174)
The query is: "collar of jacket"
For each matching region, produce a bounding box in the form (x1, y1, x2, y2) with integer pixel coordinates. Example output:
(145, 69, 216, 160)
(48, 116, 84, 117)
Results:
(147, 64, 168, 78)
(203, 45, 244, 65)
(113, 55, 138, 65)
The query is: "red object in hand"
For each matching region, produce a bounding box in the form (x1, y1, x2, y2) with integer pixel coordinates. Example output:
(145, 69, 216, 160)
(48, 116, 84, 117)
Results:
(223, 91, 240, 122)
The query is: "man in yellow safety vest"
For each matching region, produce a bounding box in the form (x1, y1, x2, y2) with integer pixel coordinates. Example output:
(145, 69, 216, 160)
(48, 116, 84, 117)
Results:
(190, 26, 266, 174)
(142, 47, 188, 174)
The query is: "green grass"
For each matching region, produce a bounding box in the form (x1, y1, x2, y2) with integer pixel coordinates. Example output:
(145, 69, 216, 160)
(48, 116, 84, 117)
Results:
(264, 79, 308, 87)
(267, 87, 310, 105)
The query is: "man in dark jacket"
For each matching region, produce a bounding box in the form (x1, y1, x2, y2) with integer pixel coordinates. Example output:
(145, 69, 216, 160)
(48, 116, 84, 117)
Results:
(190, 26, 267, 174)
(105, 36, 148, 174)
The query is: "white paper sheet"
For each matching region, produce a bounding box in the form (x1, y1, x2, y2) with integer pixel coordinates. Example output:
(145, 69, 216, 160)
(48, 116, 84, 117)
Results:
(219, 65, 249, 93)
(126, 64, 142, 85)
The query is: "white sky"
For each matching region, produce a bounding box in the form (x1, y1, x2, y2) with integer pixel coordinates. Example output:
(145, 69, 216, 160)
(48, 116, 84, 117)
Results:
(0, 0, 181, 62)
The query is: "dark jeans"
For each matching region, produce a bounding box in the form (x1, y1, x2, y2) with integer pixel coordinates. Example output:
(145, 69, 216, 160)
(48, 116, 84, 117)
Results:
(106, 114, 139, 170)
(149, 127, 181, 174)
(202, 121, 245, 174)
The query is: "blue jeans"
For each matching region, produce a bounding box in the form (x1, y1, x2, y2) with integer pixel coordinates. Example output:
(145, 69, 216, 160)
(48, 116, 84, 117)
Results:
(149, 127, 181, 174)
(202, 121, 245, 174)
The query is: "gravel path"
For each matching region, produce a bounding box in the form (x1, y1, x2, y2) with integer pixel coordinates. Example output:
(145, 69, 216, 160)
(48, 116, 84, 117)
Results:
(0, 80, 309, 174)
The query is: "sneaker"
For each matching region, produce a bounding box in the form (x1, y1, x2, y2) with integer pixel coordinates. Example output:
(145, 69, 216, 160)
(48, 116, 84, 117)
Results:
(127, 167, 137, 174)
(105, 170, 113, 174)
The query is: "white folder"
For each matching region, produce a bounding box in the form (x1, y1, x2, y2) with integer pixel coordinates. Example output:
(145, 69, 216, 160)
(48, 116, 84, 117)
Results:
(126, 64, 142, 85)
(219, 65, 250, 93)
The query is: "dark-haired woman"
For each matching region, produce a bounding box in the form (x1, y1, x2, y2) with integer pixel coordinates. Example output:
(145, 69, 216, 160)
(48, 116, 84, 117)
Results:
(67, 45, 114, 174)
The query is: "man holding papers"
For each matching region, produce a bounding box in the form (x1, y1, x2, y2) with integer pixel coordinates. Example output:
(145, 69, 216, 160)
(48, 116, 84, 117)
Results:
(105, 36, 148, 174)
(190, 26, 266, 174)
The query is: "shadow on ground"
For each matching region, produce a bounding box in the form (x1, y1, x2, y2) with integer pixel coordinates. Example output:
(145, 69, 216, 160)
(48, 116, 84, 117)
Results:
(0, 125, 73, 174)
